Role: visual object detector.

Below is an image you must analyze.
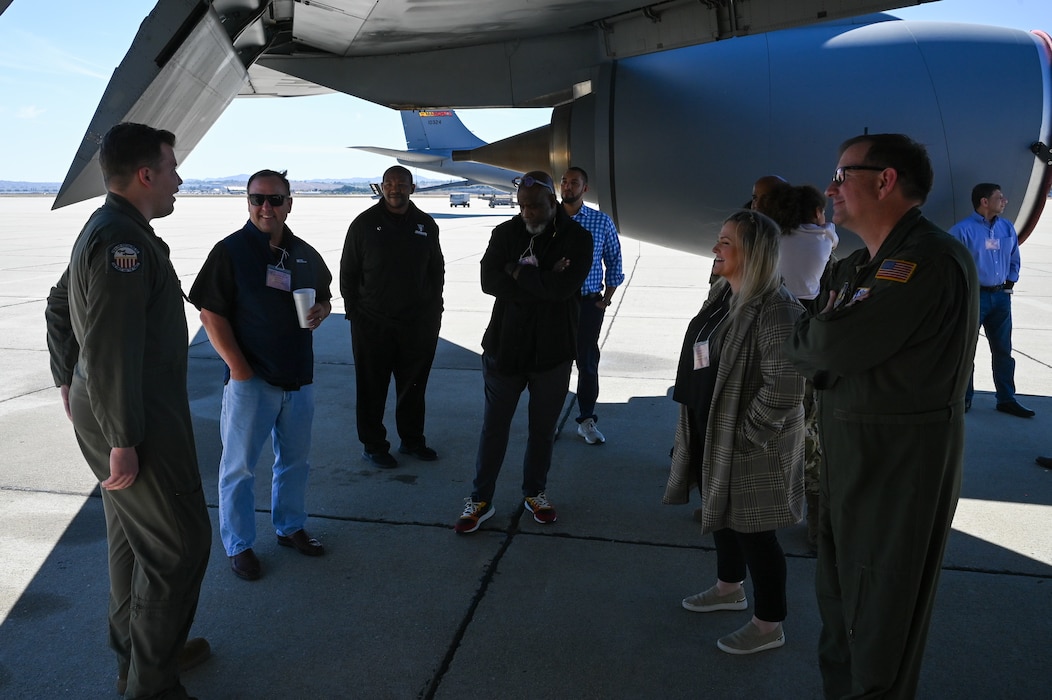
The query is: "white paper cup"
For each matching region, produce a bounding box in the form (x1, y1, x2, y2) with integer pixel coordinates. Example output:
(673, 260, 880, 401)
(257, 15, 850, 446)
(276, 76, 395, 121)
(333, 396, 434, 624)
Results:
(293, 288, 316, 328)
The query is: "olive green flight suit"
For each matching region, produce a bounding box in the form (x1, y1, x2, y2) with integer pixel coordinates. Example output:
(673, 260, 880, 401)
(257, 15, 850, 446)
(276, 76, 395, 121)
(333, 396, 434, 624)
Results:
(46, 193, 211, 699)
(785, 208, 978, 698)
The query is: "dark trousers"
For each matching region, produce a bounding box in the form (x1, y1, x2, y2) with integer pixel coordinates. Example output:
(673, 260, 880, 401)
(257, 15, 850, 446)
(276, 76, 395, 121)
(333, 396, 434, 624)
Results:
(712, 528, 787, 622)
(349, 315, 439, 453)
(472, 354, 571, 503)
(968, 289, 1016, 404)
(575, 293, 606, 422)
(70, 375, 211, 700)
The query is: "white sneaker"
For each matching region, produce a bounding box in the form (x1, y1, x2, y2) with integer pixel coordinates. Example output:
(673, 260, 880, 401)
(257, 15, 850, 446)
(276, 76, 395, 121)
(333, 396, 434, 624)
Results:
(577, 418, 605, 445)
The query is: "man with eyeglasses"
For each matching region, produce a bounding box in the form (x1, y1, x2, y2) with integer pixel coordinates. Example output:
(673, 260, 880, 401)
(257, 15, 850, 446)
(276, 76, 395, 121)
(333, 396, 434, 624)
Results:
(189, 169, 333, 581)
(45, 122, 213, 697)
(454, 171, 593, 533)
(785, 134, 979, 698)
(560, 166, 624, 445)
(341, 165, 445, 468)
(949, 183, 1033, 417)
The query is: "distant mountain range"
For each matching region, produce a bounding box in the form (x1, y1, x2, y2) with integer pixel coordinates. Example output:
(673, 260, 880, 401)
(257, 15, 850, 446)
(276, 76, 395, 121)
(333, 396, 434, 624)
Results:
(0, 175, 457, 195)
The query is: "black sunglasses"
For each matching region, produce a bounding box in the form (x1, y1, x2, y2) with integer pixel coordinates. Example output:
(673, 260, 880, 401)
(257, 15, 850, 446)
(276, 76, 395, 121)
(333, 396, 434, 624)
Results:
(247, 193, 288, 207)
(831, 165, 886, 184)
(514, 175, 555, 193)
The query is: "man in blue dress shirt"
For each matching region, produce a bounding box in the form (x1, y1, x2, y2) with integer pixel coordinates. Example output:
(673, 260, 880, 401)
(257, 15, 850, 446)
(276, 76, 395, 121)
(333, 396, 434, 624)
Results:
(949, 183, 1034, 417)
(560, 167, 625, 445)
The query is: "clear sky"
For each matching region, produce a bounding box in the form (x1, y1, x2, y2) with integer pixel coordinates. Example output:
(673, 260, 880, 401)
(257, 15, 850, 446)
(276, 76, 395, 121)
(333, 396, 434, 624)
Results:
(0, 0, 1048, 182)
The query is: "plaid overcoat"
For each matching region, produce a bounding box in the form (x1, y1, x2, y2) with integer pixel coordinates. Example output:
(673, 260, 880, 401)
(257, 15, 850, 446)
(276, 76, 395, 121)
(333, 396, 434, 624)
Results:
(694, 283, 806, 534)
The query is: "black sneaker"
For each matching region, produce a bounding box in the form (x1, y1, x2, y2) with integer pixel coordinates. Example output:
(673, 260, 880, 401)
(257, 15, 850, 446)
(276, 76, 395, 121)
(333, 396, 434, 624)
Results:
(398, 443, 438, 461)
(363, 450, 397, 468)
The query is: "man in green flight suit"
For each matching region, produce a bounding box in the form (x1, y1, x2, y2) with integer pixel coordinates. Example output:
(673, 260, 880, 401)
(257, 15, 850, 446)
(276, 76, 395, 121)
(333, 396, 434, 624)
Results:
(45, 122, 212, 698)
(785, 133, 979, 698)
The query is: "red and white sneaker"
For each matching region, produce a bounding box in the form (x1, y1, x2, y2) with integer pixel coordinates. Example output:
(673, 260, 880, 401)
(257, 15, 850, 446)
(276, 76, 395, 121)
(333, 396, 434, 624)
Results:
(524, 492, 558, 524)
(454, 499, 494, 534)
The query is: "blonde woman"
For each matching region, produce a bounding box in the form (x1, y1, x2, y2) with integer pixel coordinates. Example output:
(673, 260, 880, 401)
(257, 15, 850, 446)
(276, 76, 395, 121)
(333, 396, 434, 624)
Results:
(668, 210, 805, 654)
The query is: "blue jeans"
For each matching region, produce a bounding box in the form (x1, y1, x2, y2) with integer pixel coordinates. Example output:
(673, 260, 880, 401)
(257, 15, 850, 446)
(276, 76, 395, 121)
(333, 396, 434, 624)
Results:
(575, 294, 606, 423)
(969, 290, 1016, 404)
(218, 377, 314, 557)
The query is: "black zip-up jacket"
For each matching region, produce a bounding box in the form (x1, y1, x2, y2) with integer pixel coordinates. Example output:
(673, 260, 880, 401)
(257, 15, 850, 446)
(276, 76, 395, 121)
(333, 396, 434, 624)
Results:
(480, 209, 593, 374)
(340, 200, 444, 328)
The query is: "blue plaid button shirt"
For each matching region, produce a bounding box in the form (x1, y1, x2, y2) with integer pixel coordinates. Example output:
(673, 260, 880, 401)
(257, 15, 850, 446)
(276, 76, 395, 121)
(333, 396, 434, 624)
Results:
(571, 204, 624, 295)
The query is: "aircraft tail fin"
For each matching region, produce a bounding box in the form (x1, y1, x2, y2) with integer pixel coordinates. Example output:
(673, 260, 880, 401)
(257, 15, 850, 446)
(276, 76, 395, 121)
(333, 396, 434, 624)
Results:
(401, 110, 487, 151)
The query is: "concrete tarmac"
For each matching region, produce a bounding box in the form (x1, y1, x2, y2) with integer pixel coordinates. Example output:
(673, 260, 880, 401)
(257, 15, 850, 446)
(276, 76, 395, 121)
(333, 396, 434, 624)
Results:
(1, 194, 1049, 698)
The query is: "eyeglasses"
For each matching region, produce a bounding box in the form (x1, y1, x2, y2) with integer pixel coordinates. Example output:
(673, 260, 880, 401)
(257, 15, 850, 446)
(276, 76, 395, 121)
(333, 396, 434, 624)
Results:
(514, 175, 555, 193)
(248, 193, 288, 207)
(831, 165, 886, 184)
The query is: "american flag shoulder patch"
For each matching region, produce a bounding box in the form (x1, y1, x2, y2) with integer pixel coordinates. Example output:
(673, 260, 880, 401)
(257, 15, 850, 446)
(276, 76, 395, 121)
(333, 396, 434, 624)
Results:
(875, 258, 917, 283)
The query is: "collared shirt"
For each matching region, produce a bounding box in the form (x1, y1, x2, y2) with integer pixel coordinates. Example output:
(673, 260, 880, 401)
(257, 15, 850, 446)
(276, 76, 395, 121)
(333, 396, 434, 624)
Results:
(570, 203, 625, 295)
(189, 220, 332, 389)
(949, 211, 1020, 288)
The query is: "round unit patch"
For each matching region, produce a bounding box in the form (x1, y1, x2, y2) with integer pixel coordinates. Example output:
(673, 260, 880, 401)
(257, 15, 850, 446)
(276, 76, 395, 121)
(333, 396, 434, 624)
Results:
(110, 243, 141, 273)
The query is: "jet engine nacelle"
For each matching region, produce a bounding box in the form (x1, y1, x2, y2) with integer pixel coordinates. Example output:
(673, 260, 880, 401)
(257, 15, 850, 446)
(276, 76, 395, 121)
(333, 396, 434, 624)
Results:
(581, 17, 1051, 253)
(468, 17, 1052, 254)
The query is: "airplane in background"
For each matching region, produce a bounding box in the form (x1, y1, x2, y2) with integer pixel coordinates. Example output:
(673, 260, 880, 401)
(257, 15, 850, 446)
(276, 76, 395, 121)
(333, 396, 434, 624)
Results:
(33, 0, 1052, 253)
(353, 110, 521, 194)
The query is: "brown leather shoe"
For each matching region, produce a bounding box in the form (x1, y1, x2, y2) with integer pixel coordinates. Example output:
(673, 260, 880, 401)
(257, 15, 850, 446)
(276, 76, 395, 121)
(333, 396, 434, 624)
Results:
(230, 548, 262, 580)
(116, 637, 211, 694)
(277, 529, 325, 556)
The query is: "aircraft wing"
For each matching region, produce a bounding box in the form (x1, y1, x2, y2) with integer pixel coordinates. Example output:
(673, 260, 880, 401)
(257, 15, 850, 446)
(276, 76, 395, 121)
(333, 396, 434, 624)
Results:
(351, 147, 448, 165)
(51, 0, 927, 207)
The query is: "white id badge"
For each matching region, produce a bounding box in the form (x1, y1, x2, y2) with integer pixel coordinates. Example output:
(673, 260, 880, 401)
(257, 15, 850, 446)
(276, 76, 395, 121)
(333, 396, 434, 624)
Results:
(266, 265, 292, 291)
(985, 238, 1000, 251)
(693, 340, 711, 370)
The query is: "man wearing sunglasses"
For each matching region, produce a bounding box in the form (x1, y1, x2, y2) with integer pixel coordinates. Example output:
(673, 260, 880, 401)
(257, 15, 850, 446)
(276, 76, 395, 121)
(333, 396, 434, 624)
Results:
(189, 169, 333, 581)
(341, 165, 445, 468)
(454, 170, 593, 534)
(949, 183, 1033, 418)
(785, 134, 978, 698)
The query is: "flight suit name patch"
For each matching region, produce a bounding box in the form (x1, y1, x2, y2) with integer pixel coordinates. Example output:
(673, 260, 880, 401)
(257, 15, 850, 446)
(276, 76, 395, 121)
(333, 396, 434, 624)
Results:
(875, 259, 917, 283)
(110, 243, 141, 273)
(843, 287, 870, 306)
